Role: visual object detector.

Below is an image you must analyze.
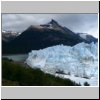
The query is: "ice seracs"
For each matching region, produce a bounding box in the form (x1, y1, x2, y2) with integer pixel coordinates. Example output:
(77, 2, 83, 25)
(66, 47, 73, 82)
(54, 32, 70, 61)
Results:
(26, 42, 98, 85)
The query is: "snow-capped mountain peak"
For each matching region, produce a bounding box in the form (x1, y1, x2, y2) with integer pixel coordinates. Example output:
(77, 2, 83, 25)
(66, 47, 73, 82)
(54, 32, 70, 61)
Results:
(48, 19, 60, 26)
(2, 30, 20, 42)
(77, 33, 98, 43)
(2, 30, 20, 36)
(39, 19, 63, 31)
(78, 33, 88, 39)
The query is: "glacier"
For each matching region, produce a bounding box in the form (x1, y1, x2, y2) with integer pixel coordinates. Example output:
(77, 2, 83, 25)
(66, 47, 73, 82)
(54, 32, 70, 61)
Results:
(26, 42, 98, 86)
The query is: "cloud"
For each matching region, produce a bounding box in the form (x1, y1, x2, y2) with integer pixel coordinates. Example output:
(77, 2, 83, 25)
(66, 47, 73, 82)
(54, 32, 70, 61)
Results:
(2, 14, 98, 38)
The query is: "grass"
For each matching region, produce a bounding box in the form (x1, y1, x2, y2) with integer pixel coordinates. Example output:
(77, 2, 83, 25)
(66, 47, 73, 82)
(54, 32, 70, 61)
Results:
(2, 58, 81, 86)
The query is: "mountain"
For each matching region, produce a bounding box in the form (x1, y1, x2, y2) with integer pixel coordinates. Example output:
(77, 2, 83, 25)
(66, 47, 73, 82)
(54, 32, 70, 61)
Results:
(2, 30, 20, 42)
(2, 19, 98, 54)
(26, 42, 98, 86)
(2, 30, 20, 54)
(77, 33, 98, 43)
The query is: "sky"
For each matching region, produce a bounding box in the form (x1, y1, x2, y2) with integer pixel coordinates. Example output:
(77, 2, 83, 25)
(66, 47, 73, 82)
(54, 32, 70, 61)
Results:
(2, 14, 98, 38)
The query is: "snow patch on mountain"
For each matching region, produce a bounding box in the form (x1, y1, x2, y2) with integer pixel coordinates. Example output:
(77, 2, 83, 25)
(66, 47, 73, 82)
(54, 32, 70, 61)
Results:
(26, 42, 98, 86)
(78, 33, 87, 39)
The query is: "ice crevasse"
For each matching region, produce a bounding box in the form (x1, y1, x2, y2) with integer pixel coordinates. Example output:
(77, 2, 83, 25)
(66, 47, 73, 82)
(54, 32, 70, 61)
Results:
(26, 42, 98, 79)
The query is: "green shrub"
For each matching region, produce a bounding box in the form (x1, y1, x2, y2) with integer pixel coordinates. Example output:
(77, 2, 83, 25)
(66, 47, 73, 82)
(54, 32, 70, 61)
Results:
(2, 59, 81, 86)
(84, 82, 90, 86)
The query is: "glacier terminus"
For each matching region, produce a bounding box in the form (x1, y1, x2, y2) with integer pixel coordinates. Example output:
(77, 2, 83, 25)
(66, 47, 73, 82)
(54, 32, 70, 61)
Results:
(26, 42, 98, 86)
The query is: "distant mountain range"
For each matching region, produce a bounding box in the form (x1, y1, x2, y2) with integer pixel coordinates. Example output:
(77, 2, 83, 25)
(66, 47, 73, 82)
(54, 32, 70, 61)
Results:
(2, 19, 98, 54)
(2, 30, 20, 42)
(77, 33, 97, 43)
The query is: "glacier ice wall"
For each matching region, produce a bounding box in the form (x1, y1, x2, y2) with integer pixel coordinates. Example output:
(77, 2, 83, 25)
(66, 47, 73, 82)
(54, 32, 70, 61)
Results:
(26, 42, 98, 79)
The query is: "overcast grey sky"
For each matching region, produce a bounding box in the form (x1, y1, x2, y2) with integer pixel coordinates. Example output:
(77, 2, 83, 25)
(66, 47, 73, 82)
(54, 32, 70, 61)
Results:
(2, 14, 98, 38)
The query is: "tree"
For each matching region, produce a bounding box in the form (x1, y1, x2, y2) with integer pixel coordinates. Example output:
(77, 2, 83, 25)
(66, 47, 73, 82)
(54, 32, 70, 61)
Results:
(84, 82, 90, 86)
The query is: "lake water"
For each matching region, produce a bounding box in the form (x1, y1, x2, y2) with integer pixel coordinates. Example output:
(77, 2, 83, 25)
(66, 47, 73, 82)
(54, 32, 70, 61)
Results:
(2, 54, 28, 62)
